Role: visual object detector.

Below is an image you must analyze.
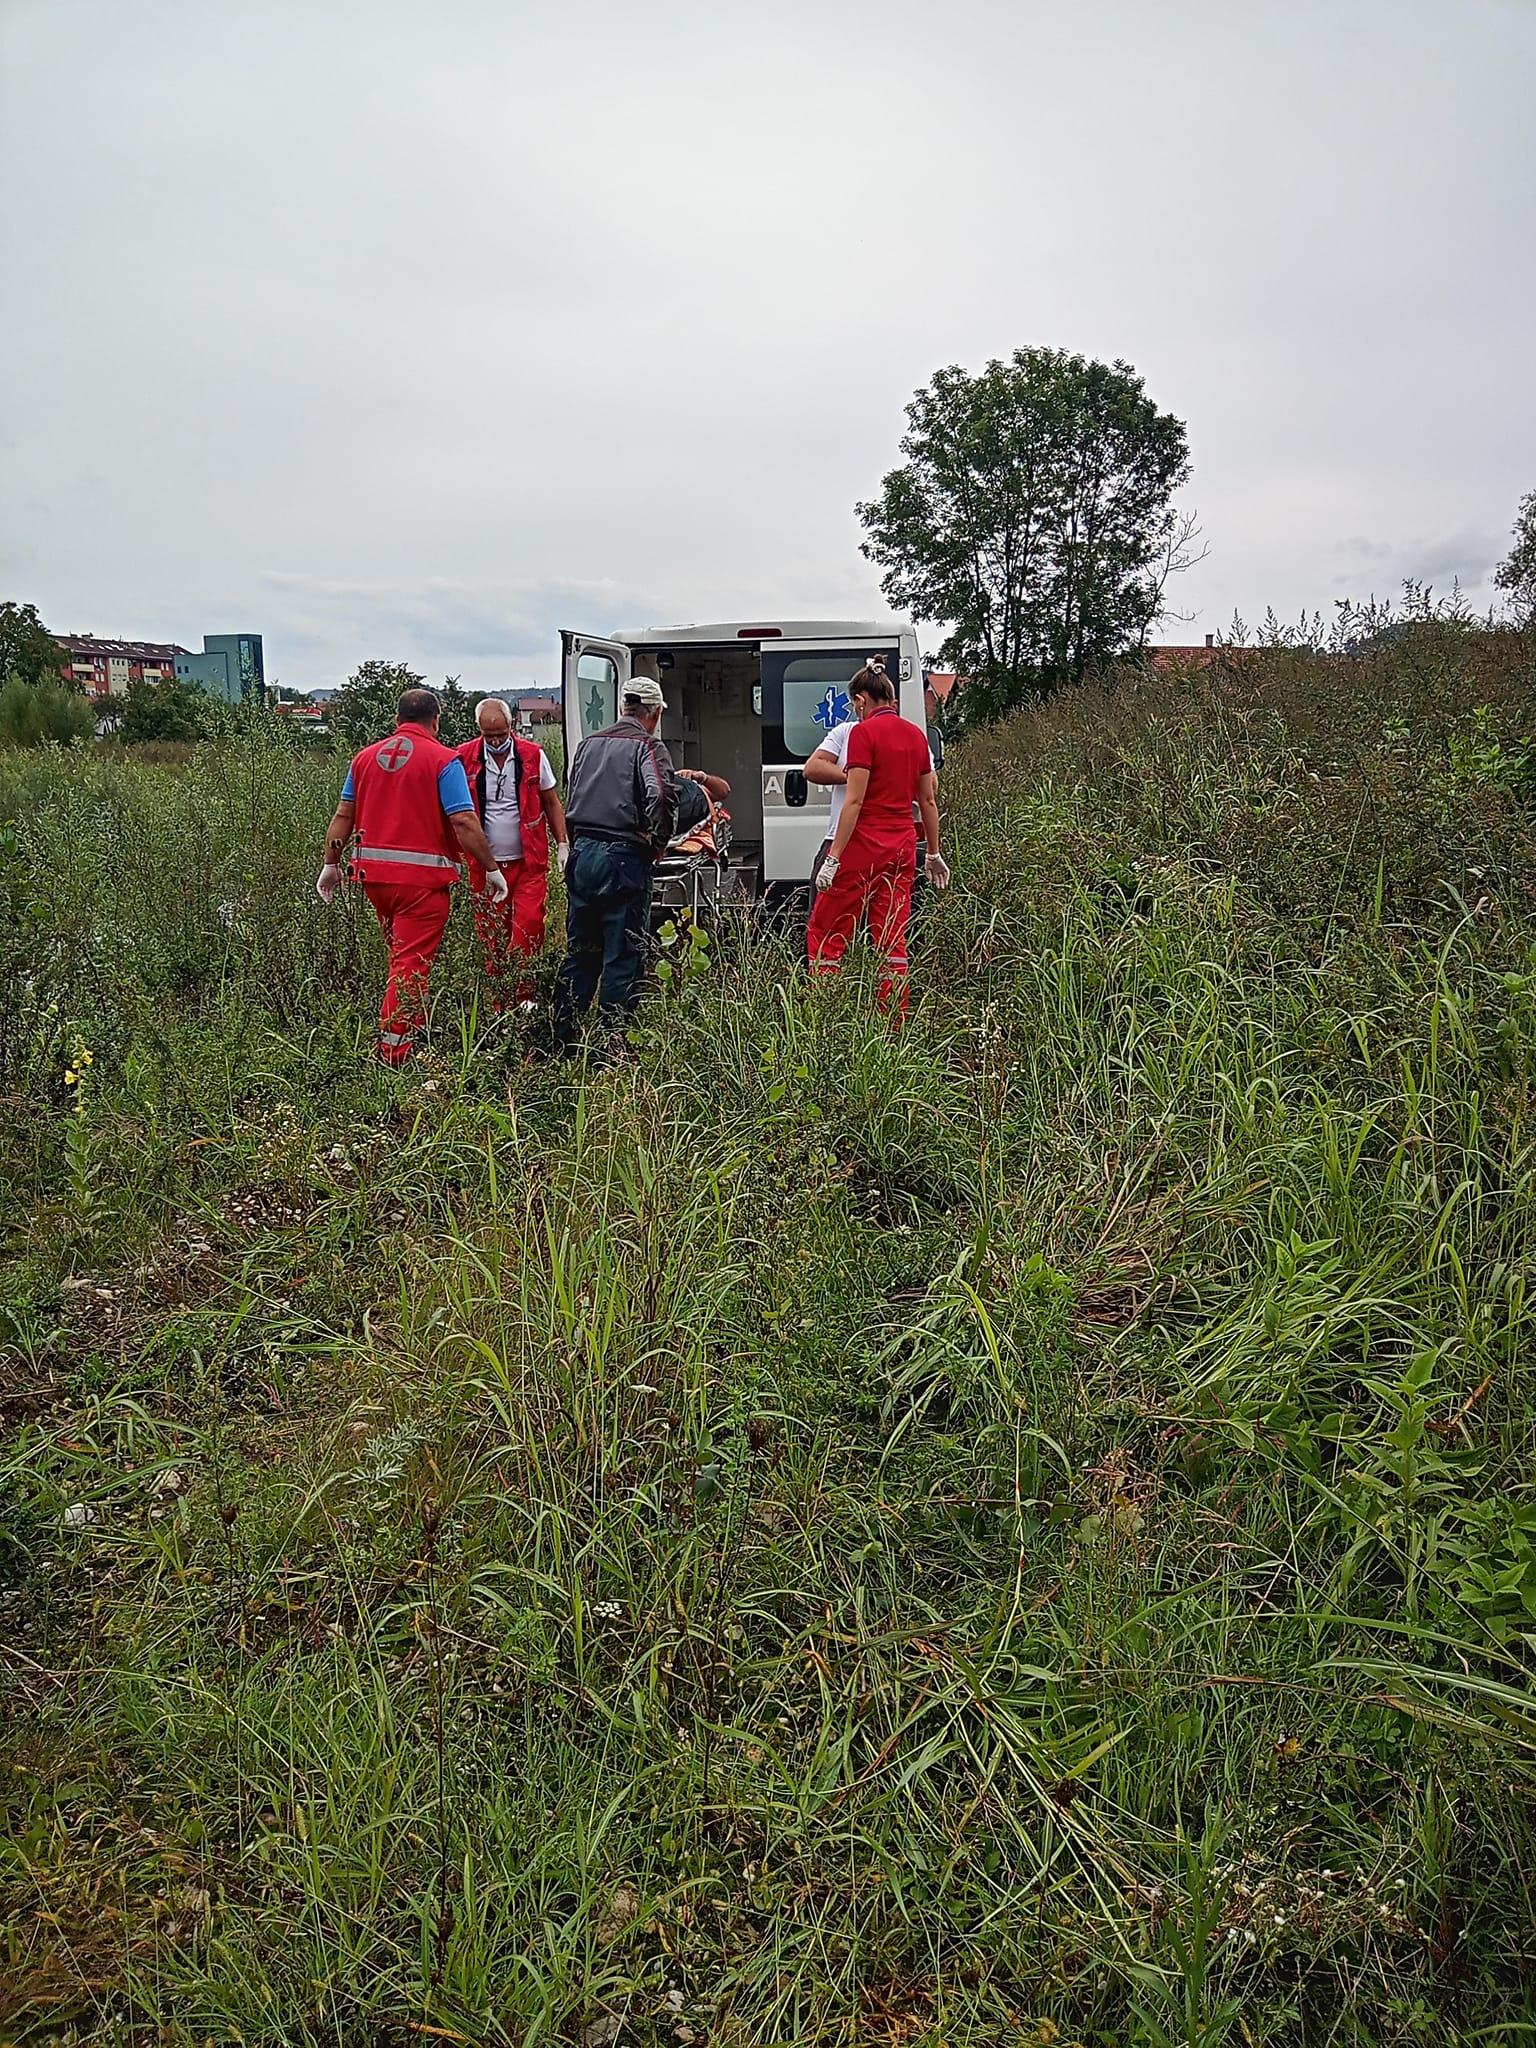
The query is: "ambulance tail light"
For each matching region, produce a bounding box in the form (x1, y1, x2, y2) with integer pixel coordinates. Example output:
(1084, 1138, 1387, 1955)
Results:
(738, 627, 782, 638)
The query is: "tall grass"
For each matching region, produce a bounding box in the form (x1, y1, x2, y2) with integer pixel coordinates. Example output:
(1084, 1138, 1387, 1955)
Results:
(3, 624, 1536, 2044)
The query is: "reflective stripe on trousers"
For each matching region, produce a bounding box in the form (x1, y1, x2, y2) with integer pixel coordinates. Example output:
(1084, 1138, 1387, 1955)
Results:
(363, 878, 453, 1061)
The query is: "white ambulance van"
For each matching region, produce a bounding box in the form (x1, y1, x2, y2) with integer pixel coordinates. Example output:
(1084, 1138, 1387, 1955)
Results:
(560, 618, 926, 904)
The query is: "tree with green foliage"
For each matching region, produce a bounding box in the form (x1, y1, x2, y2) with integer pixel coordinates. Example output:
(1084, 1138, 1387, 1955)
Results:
(857, 349, 1199, 724)
(1493, 489, 1536, 624)
(331, 663, 421, 753)
(0, 673, 96, 748)
(0, 599, 96, 747)
(330, 660, 478, 750)
(435, 675, 477, 748)
(119, 674, 210, 744)
(0, 599, 66, 690)
(330, 661, 425, 751)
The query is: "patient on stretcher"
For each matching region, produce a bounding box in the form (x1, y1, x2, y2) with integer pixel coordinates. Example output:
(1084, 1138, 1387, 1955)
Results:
(668, 772, 731, 860)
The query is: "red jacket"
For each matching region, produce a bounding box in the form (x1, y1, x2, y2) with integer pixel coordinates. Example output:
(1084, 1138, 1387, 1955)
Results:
(348, 722, 464, 890)
(456, 734, 549, 884)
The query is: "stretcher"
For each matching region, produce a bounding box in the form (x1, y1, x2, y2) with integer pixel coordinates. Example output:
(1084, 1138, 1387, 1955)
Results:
(651, 791, 759, 922)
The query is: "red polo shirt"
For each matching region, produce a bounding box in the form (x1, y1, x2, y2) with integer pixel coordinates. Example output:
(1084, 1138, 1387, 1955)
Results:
(843, 707, 930, 867)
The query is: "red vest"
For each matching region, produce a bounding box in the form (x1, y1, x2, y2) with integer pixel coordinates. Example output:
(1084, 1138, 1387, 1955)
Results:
(456, 734, 549, 883)
(348, 722, 463, 890)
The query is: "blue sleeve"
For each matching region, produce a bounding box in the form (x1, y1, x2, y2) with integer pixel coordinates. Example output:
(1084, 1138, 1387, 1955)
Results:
(340, 769, 354, 803)
(437, 758, 474, 815)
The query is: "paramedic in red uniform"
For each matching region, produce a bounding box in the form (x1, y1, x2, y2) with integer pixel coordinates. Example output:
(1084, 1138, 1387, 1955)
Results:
(806, 663, 950, 1013)
(456, 696, 569, 1011)
(316, 687, 505, 1064)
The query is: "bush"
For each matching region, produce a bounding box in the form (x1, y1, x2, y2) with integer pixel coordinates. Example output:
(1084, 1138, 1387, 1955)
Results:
(0, 674, 96, 748)
(118, 674, 211, 743)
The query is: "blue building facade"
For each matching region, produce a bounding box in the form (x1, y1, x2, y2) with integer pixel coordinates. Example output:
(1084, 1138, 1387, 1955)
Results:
(176, 633, 265, 704)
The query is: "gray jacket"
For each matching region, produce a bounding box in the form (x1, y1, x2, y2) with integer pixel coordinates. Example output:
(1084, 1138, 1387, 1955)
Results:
(565, 715, 679, 854)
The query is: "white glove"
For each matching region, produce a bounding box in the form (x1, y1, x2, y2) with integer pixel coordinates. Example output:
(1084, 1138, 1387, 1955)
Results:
(315, 863, 341, 904)
(815, 855, 840, 892)
(484, 867, 509, 905)
(556, 842, 570, 875)
(925, 852, 952, 891)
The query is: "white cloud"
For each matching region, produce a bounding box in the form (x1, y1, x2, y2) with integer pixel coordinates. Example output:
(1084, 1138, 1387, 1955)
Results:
(1329, 529, 1503, 598)
(2, 0, 1533, 684)
(258, 571, 682, 688)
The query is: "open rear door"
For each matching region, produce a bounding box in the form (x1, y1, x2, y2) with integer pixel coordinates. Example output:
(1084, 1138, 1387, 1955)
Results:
(758, 634, 903, 886)
(560, 630, 632, 772)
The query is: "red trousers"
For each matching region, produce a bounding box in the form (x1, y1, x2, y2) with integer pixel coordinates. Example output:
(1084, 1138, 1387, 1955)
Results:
(471, 861, 548, 1008)
(362, 879, 452, 1065)
(806, 854, 916, 1014)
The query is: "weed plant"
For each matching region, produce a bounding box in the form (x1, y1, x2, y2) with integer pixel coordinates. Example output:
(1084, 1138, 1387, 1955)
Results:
(3, 623, 1536, 2045)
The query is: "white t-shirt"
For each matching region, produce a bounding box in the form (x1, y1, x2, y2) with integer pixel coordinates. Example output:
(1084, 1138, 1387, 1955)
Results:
(482, 742, 556, 863)
(813, 719, 934, 838)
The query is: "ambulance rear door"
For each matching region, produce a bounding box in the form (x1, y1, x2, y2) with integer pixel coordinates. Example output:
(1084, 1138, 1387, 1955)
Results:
(757, 634, 907, 885)
(560, 631, 632, 774)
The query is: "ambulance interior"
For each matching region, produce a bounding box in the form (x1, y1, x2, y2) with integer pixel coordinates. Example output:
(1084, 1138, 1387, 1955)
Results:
(631, 644, 765, 859)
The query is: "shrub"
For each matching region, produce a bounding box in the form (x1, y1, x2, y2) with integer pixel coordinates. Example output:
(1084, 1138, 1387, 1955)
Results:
(0, 674, 96, 748)
(118, 674, 211, 743)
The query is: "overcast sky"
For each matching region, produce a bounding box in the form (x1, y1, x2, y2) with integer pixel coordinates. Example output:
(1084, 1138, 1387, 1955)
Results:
(3, 0, 1533, 693)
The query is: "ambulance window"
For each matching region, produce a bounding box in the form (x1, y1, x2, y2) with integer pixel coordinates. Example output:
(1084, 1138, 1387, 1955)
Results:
(576, 652, 617, 737)
(780, 656, 865, 758)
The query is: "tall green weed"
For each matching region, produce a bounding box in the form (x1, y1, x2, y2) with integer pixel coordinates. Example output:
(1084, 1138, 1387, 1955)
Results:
(3, 627, 1536, 2045)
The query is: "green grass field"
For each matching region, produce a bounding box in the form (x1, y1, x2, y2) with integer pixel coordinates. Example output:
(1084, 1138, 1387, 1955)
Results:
(4, 626, 1536, 2046)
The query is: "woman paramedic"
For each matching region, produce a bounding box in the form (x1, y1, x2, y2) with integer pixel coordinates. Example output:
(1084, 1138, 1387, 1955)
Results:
(805, 662, 950, 1013)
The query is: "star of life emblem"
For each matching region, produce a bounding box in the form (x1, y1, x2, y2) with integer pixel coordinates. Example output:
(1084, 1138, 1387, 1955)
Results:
(811, 687, 849, 735)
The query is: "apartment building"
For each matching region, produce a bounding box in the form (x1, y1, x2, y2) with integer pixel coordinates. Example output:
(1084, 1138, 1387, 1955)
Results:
(57, 634, 184, 698)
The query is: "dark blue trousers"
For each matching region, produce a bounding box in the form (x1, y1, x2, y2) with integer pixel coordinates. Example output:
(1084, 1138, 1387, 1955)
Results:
(553, 837, 653, 1043)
